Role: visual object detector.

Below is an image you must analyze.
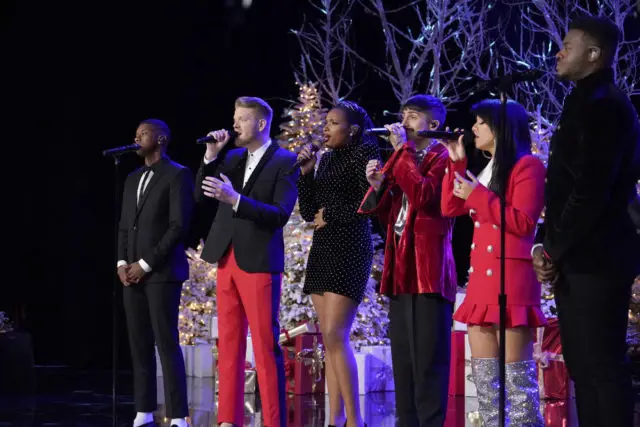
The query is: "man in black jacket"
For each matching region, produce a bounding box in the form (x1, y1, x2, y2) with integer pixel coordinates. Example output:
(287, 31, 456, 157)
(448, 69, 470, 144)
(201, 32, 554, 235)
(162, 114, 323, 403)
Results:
(533, 17, 640, 427)
(117, 119, 194, 427)
(197, 97, 298, 427)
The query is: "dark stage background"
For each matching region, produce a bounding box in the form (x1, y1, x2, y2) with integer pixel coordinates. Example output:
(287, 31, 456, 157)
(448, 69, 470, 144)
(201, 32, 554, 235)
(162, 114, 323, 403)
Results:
(2, 0, 638, 372)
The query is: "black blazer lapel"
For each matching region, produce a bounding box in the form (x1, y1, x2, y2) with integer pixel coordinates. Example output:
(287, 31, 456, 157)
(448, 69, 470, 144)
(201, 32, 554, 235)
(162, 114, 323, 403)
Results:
(230, 150, 248, 190)
(241, 143, 278, 196)
(134, 159, 169, 221)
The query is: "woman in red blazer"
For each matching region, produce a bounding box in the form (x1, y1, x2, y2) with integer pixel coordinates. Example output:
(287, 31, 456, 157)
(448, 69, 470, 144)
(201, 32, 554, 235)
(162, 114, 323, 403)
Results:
(441, 99, 546, 426)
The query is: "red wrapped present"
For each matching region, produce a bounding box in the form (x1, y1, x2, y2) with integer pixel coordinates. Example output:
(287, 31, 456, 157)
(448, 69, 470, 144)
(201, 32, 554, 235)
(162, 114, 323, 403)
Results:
(534, 318, 574, 400)
(448, 331, 466, 396)
(284, 333, 325, 394)
(279, 322, 319, 344)
(542, 399, 571, 426)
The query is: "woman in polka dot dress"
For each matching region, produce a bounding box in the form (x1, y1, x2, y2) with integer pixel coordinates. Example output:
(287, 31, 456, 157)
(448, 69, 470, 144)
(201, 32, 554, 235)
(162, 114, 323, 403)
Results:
(296, 100, 380, 427)
(441, 99, 546, 426)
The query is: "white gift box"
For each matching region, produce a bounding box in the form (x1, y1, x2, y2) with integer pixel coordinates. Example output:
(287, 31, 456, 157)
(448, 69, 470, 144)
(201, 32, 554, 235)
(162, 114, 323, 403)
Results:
(156, 344, 215, 378)
(210, 316, 218, 339)
(454, 292, 467, 331)
(464, 333, 477, 397)
(323, 394, 395, 427)
(245, 333, 255, 367)
(325, 351, 393, 395)
(324, 353, 371, 395)
(360, 345, 394, 392)
(157, 376, 215, 411)
(156, 345, 188, 377)
(278, 322, 319, 344)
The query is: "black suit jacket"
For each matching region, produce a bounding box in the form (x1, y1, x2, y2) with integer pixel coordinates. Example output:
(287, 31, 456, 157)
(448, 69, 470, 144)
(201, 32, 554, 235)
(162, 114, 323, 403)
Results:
(118, 157, 195, 283)
(196, 142, 299, 273)
(539, 68, 640, 275)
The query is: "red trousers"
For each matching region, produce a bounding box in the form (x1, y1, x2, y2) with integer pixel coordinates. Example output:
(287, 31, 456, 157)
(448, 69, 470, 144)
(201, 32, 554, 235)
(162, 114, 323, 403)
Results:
(216, 246, 286, 427)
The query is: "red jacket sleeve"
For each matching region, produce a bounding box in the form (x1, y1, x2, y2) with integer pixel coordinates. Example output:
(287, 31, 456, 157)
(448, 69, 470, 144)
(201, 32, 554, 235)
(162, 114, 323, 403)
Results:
(392, 145, 448, 211)
(465, 156, 545, 237)
(358, 183, 396, 229)
(441, 157, 469, 217)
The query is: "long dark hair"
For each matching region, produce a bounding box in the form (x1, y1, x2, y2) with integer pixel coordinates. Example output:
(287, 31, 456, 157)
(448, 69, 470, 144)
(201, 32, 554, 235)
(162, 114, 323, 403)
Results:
(334, 100, 377, 148)
(470, 99, 532, 196)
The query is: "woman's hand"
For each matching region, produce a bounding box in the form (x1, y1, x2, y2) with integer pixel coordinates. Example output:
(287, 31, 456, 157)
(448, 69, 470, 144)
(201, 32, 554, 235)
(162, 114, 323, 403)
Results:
(453, 170, 478, 200)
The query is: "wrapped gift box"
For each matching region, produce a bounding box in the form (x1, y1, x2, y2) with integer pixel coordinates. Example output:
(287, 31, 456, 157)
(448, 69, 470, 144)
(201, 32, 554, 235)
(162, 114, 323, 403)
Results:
(541, 399, 575, 427)
(326, 351, 389, 395)
(284, 333, 325, 395)
(279, 322, 319, 344)
(360, 345, 394, 392)
(157, 376, 215, 411)
(361, 391, 396, 426)
(453, 291, 467, 331)
(464, 333, 477, 397)
(322, 394, 395, 426)
(215, 367, 258, 394)
(534, 318, 575, 400)
(287, 394, 325, 427)
(157, 344, 215, 378)
(448, 331, 466, 396)
(210, 316, 218, 339)
(156, 345, 188, 377)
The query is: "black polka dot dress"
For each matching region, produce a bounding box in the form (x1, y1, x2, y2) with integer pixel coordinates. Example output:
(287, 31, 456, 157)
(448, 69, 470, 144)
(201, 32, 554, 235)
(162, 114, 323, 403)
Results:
(298, 141, 381, 303)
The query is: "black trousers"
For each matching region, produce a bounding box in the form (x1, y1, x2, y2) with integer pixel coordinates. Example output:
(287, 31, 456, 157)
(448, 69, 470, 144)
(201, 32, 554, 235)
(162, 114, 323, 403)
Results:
(555, 272, 634, 427)
(123, 281, 188, 418)
(389, 293, 453, 427)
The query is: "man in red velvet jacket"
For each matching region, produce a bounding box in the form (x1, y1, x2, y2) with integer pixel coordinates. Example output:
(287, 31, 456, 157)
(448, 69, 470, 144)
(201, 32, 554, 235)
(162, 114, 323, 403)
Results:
(359, 95, 457, 427)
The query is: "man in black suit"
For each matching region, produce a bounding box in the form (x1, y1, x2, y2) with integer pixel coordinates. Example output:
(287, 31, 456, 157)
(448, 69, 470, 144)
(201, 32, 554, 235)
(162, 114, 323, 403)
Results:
(196, 97, 297, 427)
(533, 17, 640, 427)
(117, 119, 194, 427)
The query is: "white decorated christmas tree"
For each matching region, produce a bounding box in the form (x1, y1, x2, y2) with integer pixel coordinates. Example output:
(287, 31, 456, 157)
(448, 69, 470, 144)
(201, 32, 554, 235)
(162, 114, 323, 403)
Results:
(178, 242, 217, 345)
(278, 81, 390, 350)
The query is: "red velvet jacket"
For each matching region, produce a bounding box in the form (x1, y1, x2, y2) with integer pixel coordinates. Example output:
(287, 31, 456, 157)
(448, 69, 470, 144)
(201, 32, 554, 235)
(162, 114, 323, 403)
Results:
(358, 143, 457, 302)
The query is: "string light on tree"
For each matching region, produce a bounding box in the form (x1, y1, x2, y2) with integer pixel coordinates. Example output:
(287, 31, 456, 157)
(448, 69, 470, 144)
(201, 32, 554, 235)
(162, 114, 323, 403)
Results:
(278, 81, 390, 350)
(178, 242, 217, 345)
(277, 81, 327, 153)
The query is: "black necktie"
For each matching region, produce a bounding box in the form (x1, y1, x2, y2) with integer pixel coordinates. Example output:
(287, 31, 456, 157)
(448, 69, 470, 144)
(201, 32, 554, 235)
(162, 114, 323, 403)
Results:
(138, 166, 154, 206)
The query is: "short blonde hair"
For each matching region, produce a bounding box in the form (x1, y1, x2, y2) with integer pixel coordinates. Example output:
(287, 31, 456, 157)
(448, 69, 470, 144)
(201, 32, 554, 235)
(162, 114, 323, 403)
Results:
(235, 96, 273, 126)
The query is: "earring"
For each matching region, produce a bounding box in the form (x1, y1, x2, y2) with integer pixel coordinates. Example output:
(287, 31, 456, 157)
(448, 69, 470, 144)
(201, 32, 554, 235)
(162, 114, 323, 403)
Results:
(482, 150, 492, 159)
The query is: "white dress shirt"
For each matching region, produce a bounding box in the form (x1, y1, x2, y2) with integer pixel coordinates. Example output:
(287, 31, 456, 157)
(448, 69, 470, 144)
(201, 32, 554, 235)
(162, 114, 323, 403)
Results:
(204, 140, 272, 211)
(117, 167, 155, 273)
(477, 157, 494, 187)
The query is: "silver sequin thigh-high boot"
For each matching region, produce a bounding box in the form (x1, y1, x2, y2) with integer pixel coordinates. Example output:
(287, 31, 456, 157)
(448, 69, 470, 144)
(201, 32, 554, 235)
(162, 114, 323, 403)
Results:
(505, 360, 544, 427)
(471, 358, 501, 427)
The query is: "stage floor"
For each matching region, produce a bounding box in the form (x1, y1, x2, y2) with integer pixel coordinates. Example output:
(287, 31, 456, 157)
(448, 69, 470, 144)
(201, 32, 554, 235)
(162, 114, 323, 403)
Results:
(0, 367, 638, 426)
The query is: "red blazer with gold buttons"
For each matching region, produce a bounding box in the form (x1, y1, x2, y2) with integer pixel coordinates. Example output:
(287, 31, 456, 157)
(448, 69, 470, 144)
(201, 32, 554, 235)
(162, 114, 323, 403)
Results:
(441, 155, 545, 301)
(358, 143, 457, 302)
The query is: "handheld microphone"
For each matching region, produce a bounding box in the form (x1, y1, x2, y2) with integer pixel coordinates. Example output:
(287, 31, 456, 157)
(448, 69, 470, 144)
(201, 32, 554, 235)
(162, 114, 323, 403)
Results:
(102, 144, 140, 157)
(292, 144, 321, 168)
(196, 131, 238, 144)
(365, 128, 465, 140)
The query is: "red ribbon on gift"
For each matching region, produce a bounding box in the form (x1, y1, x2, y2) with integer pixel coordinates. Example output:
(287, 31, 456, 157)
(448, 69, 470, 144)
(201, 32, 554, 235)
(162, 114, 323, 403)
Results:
(284, 357, 295, 379)
(534, 318, 572, 400)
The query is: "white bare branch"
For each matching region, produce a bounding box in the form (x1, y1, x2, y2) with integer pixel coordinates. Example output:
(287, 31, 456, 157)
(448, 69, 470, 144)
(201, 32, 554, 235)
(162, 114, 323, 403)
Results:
(347, 0, 496, 106)
(500, 0, 640, 128)
(292, 0, 359, 105)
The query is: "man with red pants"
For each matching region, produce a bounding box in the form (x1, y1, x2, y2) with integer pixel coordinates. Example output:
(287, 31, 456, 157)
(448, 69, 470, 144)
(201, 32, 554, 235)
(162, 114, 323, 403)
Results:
(197, 97, 298, 427)
(359, 95, 457, 427)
